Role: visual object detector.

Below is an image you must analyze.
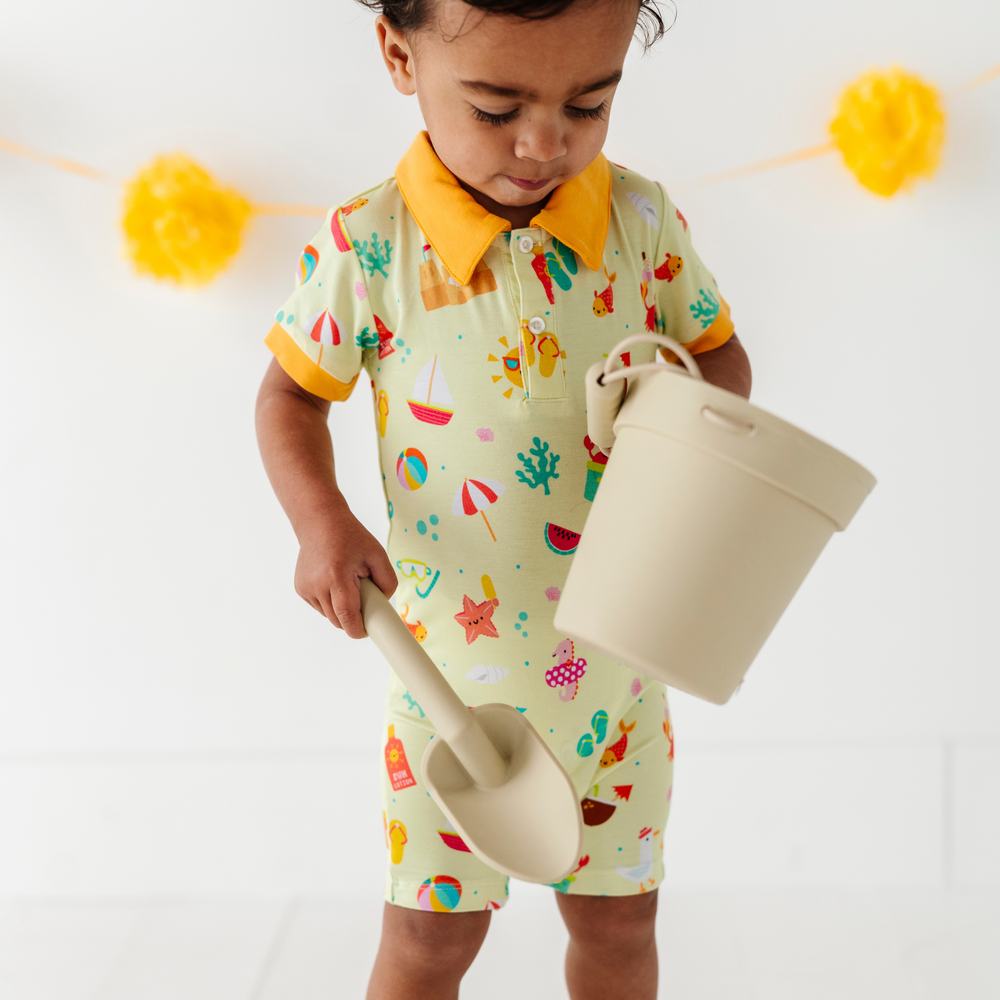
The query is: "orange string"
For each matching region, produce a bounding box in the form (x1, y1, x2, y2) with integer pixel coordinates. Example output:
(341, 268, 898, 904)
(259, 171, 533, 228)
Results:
(949, 60, 1000, 98)
(673, 141, 837, 192)
(0, 134, 116, 183)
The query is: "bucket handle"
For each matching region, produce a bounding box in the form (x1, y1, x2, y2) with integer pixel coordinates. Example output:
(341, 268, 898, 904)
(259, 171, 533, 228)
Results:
(600, 333, 704, 386)
(701, 405, 757, 437)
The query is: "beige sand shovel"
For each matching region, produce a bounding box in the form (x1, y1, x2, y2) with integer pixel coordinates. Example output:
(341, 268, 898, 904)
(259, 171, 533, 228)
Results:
(359, 578, 583, 885)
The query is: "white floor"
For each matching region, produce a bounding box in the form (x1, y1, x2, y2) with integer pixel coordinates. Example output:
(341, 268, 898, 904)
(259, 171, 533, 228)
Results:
(2, 885, 999, 1000)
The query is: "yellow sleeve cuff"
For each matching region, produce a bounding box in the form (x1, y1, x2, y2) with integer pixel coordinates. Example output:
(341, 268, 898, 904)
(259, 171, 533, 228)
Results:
(264, 323, 359, 402)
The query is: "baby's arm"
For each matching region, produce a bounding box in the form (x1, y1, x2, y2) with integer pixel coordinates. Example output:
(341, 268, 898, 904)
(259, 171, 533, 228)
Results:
(690, 333, 752, 399)
(255, 356, 397, 639)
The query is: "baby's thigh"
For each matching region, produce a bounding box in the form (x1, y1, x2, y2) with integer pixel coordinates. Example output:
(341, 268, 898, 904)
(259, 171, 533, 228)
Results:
(380, 713, 511, 914)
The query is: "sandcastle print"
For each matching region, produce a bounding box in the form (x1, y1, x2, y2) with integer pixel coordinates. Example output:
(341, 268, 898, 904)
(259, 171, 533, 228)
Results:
(418, 243, 496, 311)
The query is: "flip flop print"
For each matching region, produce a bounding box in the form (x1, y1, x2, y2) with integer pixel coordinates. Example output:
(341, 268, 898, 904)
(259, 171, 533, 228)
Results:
(576, 710, 610, 757)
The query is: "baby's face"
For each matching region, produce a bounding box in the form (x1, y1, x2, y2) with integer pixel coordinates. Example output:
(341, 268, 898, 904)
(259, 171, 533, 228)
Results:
(378, 0, 637, 212)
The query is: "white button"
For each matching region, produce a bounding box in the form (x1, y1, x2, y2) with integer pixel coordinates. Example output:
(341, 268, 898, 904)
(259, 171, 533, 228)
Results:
(517, 236, 534, 253)
(527, 316, 546, 335)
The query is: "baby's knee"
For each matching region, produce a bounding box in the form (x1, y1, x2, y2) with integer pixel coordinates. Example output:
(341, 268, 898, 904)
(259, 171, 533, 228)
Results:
(558, 890, 658, 953)
(383, 903, 491, 972)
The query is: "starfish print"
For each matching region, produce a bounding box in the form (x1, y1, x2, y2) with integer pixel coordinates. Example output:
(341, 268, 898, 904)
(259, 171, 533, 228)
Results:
(454, 594, 499, 644)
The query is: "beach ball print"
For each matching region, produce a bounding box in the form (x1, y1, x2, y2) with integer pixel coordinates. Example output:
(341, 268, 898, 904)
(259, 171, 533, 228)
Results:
(297, 244, 318, 285)
(397, 448, 428, 491)
(417, 875, 462, 912)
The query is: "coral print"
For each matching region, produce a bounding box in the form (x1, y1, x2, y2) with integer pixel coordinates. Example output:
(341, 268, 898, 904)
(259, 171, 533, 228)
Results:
(691, 287, 721, 328)
(454, 594, 499, 644)
(384, 725, 417, 791)
(616, 827, 660, 892)
(600, 718, 637, 768)
(592, 265, 617, 317)
(655, 251, 684, 282)
(516, 437, 561, 495)
(354, 231, 393, 278)
(356, 326, 380, 349)
(546, 639, 587, 701)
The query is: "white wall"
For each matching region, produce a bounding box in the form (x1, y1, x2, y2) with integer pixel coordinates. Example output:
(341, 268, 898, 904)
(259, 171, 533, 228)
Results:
(1, 0, 998, 896)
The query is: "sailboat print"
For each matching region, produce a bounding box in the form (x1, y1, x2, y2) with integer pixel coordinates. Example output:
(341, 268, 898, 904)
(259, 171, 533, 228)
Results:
(407, 355, 455, 425)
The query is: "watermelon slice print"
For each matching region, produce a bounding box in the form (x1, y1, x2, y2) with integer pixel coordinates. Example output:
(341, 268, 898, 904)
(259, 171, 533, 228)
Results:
(545, 522, 581, 555)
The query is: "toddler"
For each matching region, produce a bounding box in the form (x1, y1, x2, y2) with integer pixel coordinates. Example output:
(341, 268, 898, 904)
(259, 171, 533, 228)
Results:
(255, 1, 751, 997)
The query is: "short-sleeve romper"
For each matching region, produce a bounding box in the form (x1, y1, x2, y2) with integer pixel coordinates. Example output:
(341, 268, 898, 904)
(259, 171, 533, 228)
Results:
(266, 131, 735, 913)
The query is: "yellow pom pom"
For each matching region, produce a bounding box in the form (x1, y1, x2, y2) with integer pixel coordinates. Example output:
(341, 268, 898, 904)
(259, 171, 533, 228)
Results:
(830, 67, 945, 197)
(121, 153, 251, 285)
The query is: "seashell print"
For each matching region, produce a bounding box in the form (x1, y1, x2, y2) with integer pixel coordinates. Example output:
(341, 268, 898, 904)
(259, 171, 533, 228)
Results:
(465, 664, 509, 685)
(626, 191, 659, 229)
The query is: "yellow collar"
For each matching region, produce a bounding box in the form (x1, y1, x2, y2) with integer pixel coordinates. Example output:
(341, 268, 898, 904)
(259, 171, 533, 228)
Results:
(394, 130, 611, 286)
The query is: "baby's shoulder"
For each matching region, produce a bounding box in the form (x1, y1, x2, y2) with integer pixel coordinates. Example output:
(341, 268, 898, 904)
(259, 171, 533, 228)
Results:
(606, 159, 680, 234)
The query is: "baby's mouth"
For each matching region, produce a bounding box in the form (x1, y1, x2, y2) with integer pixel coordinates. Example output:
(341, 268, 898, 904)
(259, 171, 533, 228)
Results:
(507, 175, 552, 191)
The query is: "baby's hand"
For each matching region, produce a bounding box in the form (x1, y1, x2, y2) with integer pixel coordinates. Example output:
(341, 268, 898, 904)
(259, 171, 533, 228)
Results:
(294, 498, 397, 639)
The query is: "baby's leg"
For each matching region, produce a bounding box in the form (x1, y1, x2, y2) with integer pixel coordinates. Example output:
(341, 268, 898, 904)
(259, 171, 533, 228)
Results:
(365, 902, 491, 1000)
(555, 890, 659, 1000)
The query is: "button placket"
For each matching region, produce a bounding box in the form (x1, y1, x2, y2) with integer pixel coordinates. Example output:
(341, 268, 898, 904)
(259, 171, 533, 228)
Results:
(510, 229, 566, 401)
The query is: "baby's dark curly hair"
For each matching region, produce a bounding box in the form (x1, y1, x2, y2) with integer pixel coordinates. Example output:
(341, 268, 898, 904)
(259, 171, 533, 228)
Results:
(353, 0, 672, 53)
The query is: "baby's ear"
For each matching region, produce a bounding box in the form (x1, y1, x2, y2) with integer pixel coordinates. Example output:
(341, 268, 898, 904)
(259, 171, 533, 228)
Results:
(375, 15, 418, 96)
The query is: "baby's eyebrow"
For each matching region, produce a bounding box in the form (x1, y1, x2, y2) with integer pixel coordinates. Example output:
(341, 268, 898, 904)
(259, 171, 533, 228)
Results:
(459, 70, 622, 101)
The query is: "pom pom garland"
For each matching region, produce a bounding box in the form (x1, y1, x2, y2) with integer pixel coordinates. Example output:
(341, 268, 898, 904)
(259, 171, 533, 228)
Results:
(121, 153, 251, 285)
(830, 66, 946, 197)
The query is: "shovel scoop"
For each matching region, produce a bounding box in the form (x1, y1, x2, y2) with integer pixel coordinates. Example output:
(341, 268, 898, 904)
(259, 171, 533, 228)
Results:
(360, 578, 583, 885)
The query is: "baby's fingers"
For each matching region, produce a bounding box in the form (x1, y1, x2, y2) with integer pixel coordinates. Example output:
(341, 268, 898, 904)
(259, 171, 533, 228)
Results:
(331, 582, 367, 639)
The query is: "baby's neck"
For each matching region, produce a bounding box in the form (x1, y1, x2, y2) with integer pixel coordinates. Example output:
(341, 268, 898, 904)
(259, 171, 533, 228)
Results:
(458, 179, 550, 231)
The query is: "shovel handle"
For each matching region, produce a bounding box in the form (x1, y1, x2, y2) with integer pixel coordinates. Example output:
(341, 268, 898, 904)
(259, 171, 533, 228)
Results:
(359, 578, 507, 788)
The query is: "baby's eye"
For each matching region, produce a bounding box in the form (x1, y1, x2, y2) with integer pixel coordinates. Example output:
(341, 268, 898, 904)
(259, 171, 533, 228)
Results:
(471, 106, 520, 127)
(566, 100, 608, 122)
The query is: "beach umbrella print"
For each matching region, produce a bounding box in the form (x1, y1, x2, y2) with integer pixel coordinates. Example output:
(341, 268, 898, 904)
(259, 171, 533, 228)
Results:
(304, 309, 342, 364)
(452, 477, 505, 542)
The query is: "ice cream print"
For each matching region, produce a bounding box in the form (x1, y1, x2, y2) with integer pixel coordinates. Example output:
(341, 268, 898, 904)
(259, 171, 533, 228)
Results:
(546, 639, 587, 702)
(384, 725, 417, 791)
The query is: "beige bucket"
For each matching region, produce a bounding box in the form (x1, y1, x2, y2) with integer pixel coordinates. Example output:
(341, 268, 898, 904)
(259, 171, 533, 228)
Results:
(554, 334, 876, 705)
